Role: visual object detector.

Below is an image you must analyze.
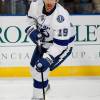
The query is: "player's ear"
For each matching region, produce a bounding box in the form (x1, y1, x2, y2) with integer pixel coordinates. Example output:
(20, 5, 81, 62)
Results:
(56, 0, 59, 3)
(57, 0, 59, 2)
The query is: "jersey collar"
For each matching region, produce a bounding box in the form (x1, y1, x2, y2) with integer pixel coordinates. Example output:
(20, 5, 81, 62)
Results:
(42, 3, 56, 16)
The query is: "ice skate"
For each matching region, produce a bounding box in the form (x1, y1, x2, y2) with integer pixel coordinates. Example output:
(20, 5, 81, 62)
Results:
(31, 84, 50, 100)
(45, 84, 50, 93)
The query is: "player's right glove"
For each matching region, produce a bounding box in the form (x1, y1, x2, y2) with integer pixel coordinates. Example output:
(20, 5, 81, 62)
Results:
(25, 25, 42, 44)
(25, 25, 37, 35)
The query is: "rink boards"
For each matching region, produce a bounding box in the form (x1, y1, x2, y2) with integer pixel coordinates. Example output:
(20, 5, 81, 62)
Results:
(0, 66, 100, 77)
(0, 15, 100, 77)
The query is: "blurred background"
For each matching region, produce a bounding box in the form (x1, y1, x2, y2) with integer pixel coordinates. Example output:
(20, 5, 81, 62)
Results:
(0, 0, 100, 15)
(0, 1, 100, 100)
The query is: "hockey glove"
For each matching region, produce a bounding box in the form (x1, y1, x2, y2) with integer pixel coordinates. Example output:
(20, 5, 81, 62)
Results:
(36, 53, 54, 72)
(25, 25, 41, 44)
(25, 25, 37, 35)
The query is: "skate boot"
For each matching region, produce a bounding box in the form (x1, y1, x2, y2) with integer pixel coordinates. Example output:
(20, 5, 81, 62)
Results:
(45, 84, 50, 93)
(31, 84, 50, 100)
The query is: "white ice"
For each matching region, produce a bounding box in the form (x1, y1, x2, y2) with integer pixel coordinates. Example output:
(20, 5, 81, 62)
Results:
(0, 77, 100, 100)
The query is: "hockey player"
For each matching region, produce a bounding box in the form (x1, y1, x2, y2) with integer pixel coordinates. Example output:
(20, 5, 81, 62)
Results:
(26, 0, 75, 100)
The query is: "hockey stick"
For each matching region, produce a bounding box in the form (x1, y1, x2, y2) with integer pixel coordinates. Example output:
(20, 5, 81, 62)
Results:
(37, 34, 46, 100)
(37, 16, 47, 100)
(27, 16, 46, 100)
(41, 69, 45, 100)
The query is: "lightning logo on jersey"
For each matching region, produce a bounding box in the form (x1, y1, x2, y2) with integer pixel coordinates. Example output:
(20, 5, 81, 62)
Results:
(57, 15, 65, 23)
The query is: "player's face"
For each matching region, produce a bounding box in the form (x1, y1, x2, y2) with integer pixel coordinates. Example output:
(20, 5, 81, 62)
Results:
(43, 0, 58, 12)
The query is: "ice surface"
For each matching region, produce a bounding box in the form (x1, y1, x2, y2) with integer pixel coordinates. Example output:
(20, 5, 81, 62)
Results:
(0, 77, 100, 100)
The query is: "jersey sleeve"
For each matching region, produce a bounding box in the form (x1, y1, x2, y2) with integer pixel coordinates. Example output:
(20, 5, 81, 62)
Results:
(26, 1, 39, 26)
(47, 11, 75, 58)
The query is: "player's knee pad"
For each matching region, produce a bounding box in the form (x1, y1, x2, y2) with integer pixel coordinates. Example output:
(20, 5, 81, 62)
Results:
(33, 66, 50, 82)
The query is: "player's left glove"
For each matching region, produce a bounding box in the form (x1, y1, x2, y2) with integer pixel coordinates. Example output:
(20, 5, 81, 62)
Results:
(36, 53, 54, 72)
